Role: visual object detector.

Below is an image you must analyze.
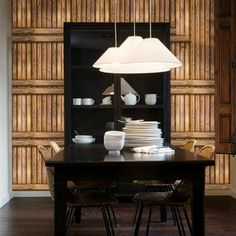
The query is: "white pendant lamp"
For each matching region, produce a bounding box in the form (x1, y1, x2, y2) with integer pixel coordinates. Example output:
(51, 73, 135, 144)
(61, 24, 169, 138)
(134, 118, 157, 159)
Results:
(100, 0, 182, 74)
(93, 47, 127, 68)
(93, 0, 127, 69)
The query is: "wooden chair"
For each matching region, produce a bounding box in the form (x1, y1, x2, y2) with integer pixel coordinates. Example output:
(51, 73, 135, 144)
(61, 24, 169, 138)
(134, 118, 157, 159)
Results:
(133, 180, 192, 236)
(49, 141, 61, 154)
(37, 144, 118, 235)
(38, 145, 55, 200)
(49, 141, 117, 190)
(182, 139, 197, 153)
(197, 144, 215, 159)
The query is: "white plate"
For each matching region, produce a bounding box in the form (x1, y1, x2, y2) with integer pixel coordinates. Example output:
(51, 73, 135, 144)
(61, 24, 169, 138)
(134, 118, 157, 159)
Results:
(125, 137, 163, 141)
(125, 133, 162, 137)
(124, 142, 163, 147)
(127, 121, 160, 125)
(72, 138, 95, 144)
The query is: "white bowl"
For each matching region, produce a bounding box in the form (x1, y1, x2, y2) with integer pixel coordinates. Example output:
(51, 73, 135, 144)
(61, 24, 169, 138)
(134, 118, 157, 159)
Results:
(104, 140, 125, 152)
(104, 131, 125, 140)
(72, 138, 95, 144)
(75, 135, 93, 139)
(104, 135, 124, 141)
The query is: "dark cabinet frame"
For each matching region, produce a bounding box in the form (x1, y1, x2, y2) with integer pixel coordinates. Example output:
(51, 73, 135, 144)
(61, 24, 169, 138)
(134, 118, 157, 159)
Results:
(64, 22, 170, 146)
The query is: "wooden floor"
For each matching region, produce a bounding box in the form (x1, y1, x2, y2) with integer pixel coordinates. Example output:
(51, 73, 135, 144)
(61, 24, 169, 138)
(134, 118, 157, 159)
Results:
(0, 196, 236, 236)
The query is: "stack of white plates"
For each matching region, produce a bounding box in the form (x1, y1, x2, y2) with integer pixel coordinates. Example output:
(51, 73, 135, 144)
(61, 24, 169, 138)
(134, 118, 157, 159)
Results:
(122, 121, 163, 147)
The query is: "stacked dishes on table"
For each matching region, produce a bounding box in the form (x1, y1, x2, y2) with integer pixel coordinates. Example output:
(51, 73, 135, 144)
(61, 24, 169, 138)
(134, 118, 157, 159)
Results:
(122, 121, 163, 147)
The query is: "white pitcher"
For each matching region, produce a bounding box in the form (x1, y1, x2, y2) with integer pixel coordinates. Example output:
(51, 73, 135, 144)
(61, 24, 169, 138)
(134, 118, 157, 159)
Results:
(121, 92, 140, 105)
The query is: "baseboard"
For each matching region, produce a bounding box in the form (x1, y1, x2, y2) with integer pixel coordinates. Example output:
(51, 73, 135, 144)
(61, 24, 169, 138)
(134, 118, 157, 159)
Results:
(12, 191, 51, 197)
(205, 184, 231, 196)
(0, 193, 11, 208)
(229, 188, 236, 199)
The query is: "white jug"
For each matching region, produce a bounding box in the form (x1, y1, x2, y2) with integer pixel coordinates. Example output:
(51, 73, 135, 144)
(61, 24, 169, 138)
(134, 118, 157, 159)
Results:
(121, 92, 140, 105)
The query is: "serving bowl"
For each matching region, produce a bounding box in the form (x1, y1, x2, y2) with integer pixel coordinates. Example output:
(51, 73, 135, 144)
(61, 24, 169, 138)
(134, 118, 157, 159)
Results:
(104, 140, 125, 154)
(104, 131, 125, 141)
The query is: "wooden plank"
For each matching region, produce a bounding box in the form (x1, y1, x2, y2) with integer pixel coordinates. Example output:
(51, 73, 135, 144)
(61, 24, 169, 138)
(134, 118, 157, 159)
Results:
(12, 88, 64, 95)
(171, 87, 215, 94)
(171, 132, 215, 138)
(13, 184, 49, 190)
(12, 80, 64, 86)
(13, 132, 64, 139)
(171, 80, 215, 86)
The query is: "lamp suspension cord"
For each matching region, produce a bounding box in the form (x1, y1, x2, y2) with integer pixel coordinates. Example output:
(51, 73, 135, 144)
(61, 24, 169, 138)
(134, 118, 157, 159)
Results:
(114, 0, 117, 47)
(133, 0, 136, 36)
(149, 0, 152, 38)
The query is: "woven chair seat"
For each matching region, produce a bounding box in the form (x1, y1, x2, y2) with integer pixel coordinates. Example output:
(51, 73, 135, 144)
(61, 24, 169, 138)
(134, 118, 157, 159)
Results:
(134, 191, 172, 204)
(68, 192, 118, 207)
(133, 179, 174, 187)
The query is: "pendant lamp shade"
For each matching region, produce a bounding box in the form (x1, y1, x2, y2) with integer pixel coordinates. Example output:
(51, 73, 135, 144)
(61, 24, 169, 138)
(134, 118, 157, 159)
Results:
(93, 47, 127, 68)
(119, 36, 143, 51)
(100, 62, 171, 74)
(127, 38, 182, 68)
(100, 38, 181, 74)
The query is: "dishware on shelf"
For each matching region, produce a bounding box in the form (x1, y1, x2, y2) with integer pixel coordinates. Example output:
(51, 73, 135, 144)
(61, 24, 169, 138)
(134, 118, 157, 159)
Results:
(82, 98, 94, 105)
(102, 96, 112, 105)
(121, 92, 140, 105)
(73, 98, 82, 105)
(145, 94, 157, 105)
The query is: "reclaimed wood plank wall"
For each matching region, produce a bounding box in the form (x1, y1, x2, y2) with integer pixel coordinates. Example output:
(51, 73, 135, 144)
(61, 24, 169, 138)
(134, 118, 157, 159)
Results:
(12, 0, 229, 191)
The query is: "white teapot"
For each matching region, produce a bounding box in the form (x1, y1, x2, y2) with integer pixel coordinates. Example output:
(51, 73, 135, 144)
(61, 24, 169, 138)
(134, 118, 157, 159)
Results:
(121, 92, 140, 105)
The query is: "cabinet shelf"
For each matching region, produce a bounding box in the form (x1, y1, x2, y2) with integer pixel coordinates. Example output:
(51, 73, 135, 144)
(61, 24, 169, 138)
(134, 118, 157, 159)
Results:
(121, 104, 164, 109)
(71, 65, 93, 70)
(65, 23, 170, 146)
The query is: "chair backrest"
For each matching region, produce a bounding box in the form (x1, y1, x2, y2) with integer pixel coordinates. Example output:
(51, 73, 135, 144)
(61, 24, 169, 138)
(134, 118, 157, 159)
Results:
(37, 145, 54, 200)
(197, 145, 215, 159)
(50, 141, 62, 154)
(168, 180, 191, 203)
(182, 139, 197, 153)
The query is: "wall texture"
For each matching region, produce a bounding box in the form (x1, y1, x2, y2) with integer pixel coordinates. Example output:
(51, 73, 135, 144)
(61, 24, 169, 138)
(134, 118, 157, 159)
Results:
(12, 0, 230, 191)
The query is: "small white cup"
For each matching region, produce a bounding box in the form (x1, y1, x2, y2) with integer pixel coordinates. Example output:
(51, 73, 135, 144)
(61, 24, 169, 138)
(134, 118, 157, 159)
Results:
(73, 98, 82, 105)
(82, 98, 94, 105)
(102, 96, 112, 105)
(145, 94, 157, 105)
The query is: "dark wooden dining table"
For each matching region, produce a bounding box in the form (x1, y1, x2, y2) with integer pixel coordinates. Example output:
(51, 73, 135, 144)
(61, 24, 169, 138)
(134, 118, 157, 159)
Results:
(45, 144, 215, 236)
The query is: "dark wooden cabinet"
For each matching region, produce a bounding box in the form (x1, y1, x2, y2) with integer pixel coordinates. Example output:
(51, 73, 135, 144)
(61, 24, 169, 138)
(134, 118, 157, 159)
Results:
(64, 23, 170, 146)
(215, 0, 236, 153)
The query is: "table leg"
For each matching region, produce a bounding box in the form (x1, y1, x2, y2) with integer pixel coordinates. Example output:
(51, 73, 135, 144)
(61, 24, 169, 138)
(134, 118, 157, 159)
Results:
(54, 180, 67, 236)
(191, 178, 205, 236)
(160, 206, 167, 222)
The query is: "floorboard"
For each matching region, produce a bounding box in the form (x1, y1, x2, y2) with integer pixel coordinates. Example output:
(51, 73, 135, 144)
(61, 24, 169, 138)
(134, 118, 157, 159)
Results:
(0, 196, 236, 236)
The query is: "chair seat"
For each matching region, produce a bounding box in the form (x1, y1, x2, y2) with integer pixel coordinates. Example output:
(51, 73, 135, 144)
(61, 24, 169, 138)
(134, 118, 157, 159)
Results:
(134, 191, 172, 204)
(68, 192, 118, 207)
(133, 179, 174, 187)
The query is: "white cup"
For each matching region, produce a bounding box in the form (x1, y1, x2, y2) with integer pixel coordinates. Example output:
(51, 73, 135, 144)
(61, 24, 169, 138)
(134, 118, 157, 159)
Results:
(145, 94, 157, 105)
(82, 98, 94, 105)
(102, 96, 112, 105)
(73, 98, 82, 105)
